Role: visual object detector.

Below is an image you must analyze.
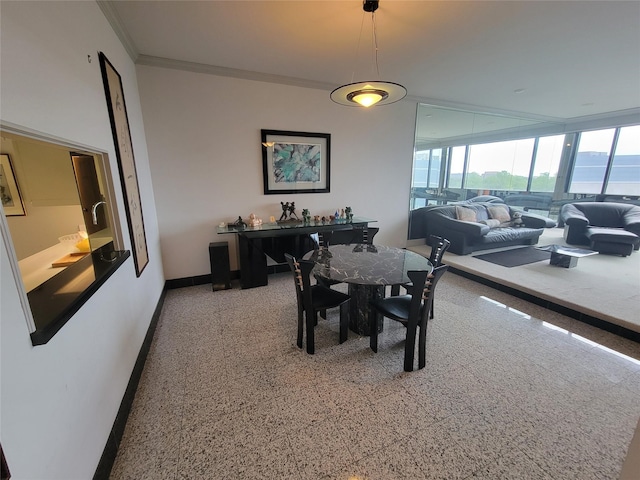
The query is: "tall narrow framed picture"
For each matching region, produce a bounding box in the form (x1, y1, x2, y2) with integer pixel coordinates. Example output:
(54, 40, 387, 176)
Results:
(261, 129, 330, 194)
(99, 52, 148, 277)
(0, 154, 25, 216)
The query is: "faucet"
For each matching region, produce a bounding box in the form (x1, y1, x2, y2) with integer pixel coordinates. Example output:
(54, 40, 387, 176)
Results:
(91, 201, 107, 225)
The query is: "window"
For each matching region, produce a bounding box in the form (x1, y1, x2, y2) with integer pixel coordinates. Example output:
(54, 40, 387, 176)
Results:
(530, 135, 564, 192)
(447, 146, 466, 189)
(411, 150, 429, 188)
(605, 125, 640, 195)
(568, 129, 615, 194)
(465, 139, 534, 191)
(428, 149, 442, 188)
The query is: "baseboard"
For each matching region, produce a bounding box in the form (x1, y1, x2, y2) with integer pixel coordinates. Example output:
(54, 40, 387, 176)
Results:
(93, 287, 167, 480)
(165, 270, 241, 290)
(449, 266, 640, 343)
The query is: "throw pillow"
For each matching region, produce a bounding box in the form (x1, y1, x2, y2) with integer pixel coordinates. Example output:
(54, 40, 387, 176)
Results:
(455, 206, 477, 222)
(487, 205, 511, 224)
(473, 206, 490, 222)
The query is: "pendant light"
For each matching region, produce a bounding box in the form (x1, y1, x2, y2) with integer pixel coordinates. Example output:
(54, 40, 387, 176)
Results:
(330, 0, 407, 108)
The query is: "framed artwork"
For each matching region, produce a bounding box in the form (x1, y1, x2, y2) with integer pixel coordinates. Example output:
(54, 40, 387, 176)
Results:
(0, 154, 25, 216)
(99, 52, 148, 277)
(261, 129, 331, 194)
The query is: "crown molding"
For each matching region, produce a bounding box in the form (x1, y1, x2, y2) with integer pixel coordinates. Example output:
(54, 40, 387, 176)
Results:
(97, 1, 139, 62)
(135, 55, 337, 92)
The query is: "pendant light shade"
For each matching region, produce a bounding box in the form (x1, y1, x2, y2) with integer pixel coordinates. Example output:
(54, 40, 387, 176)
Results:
(331, 1, 407, 108)
(331, 81, 406, 107)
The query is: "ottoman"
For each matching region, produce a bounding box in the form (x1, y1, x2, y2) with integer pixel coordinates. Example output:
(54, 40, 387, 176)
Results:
(585, 227, 639, 256)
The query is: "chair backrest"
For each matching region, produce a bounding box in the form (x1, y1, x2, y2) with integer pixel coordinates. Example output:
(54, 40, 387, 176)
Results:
(284, 253, 315, 310)
(405, 265, 449, 327)
(427, 235, 451, 267)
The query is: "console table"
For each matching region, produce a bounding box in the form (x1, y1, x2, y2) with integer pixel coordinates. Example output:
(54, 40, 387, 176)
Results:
(217, 217, 376, 288)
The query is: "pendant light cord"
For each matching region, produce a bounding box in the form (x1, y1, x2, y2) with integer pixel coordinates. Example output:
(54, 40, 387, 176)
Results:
(350, 10, 380, 83)
(371, 11, 380, 78)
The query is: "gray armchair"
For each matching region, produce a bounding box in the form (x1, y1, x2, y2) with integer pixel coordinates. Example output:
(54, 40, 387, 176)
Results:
(560, 202, 640, 256)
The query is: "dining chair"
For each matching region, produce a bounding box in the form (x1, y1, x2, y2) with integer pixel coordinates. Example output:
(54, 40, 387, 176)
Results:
(370, 265, 449, 371)
(284, 253, 350, 354)
(390, 235, 450, 321)
(319, 226, 379, 247)
(315, 227, 380, 288)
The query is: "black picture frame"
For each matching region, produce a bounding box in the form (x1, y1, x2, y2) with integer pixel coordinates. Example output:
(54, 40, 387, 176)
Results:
(0, 154, 26, 216)
(261, 129, 331, 194)
(99, 52, 148, 277)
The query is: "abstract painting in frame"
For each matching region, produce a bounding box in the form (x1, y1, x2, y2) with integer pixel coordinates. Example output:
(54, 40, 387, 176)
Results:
(0, 154, 25, 216)
(261, 129, 330, 194)
(99, 52, 148, 277)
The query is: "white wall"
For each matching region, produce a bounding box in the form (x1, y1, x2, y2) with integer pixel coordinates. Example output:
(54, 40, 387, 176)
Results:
(0, 2, 164, 479)
(137, 65, 418, 279)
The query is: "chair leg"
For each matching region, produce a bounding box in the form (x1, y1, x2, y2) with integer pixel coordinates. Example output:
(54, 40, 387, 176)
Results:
(305, 310, 315, 354)
(320, 309, 326, 320)
(297, 307, 304, 349)
(418, 320, 428, 370)
(339, 302, 349, 344)
(404, 324, 418, 372)
(390, 285, 400, 296)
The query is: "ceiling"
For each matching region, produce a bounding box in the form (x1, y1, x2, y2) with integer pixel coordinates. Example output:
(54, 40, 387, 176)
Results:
(102, 0, 640, 124)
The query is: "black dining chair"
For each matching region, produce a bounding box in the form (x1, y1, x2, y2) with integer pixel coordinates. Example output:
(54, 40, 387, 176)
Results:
(319, 226, 379, 248)
(370, 265, 449, 371)
(390, 235, 450, 320)
(285, 253, 350, 354)
(315, 227, 380, 289)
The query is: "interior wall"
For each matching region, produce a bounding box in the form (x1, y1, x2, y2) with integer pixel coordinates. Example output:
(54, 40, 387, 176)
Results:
(0, 2, 164, 479)
(136, 65, 417, 279)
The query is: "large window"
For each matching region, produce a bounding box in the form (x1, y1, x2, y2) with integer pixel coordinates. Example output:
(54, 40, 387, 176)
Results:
(531, 135, 564, 192)
(447, 146, 466, 189)
(569, 129, 616, 194)
(465, 139, 534, 191)
(410, 118, 640, 211)
(411, 148, 443, 189)
(568, 126, 640, 195)
(606, 125, 640, 195)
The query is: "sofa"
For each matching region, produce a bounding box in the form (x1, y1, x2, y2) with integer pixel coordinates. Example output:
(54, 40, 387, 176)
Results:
(560, 202, 640, 256)
(417, 202, 557, 255)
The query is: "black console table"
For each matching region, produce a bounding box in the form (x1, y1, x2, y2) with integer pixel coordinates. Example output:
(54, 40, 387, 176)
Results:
(217, 217, 375, 288)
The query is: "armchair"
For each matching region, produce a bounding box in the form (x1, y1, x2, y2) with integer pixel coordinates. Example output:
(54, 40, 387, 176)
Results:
(560, 202, 640, 256)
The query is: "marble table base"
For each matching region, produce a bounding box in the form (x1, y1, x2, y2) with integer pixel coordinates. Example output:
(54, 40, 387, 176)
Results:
(347, 284, 384, 335)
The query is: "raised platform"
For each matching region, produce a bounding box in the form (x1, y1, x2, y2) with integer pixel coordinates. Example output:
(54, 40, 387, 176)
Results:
(408, 227, 640, 340)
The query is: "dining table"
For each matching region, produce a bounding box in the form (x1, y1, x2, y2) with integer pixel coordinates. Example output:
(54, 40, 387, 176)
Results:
(304, 244, 433, 335)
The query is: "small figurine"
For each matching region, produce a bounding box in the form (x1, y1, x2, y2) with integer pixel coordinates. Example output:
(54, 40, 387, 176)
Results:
(345, 206, 353, 222)
(231, 216, 246, 228)
(302, 209, 311, 223)
(340, 208, 345, 219)
(313, 215, 320, 223)
(248, 213, 263, 227)
(288, 201, 299, 219)
(279, 202, 290, 221)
